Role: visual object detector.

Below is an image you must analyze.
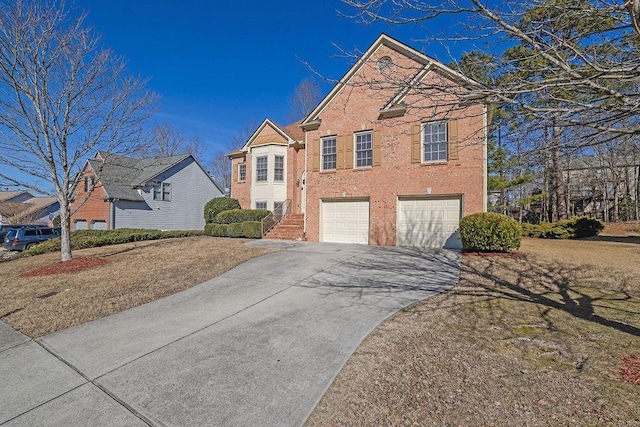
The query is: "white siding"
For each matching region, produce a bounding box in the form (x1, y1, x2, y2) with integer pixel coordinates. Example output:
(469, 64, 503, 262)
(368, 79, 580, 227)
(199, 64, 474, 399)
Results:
(250, 145, 287, 211)
(114, 157, 222, 230)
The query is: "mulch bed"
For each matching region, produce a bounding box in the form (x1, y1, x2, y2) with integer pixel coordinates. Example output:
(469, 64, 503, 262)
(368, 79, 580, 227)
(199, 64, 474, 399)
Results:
(20, 258, 108, 278)
(461, 251, 527, 259)
(620, 355, 640, 385)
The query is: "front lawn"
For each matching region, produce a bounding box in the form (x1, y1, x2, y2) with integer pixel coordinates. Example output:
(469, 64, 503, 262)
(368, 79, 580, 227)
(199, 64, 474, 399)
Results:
(307, 235, 640, 425)
(0, 237, 274, 338)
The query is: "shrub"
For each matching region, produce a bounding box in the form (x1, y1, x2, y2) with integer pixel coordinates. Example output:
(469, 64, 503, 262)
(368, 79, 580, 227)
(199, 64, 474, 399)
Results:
(23, 228, 205, 256)
(204, 197, 240, 223)
(242, 221, 262, 239)
(214, 209, 270, 224)
(459, 212, 521, 252)
(205, 223, 228, 237)
(227, 222, 243, 238)
(521, 217, 604, 239)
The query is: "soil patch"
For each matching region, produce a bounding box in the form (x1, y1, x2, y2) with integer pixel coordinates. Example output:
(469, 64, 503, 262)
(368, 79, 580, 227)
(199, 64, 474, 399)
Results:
(461, 251, 527, 259)
(621, 355, 640, 385)
(20, 257, 108, 278)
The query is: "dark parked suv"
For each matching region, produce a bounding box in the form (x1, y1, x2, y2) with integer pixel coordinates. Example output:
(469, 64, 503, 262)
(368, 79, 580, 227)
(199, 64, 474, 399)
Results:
(2, 226, 61, 251)
(0, 224, 44, 241)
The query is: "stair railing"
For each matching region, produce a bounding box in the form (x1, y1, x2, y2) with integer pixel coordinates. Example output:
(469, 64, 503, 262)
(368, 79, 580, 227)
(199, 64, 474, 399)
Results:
(261, 199, 291, 236)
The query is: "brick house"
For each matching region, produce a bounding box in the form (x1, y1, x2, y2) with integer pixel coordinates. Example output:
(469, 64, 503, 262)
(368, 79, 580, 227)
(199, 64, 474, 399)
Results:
(71, 151, 223, 231)
(230, 34, 488, 249)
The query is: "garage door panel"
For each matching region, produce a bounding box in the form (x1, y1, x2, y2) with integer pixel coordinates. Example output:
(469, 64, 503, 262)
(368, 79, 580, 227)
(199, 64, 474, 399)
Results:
(322, 200, 369, 244)
(397, 197, 462, 249)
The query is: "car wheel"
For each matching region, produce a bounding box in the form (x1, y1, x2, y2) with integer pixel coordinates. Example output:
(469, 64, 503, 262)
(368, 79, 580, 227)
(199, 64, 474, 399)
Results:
(25, 243, 37, 250)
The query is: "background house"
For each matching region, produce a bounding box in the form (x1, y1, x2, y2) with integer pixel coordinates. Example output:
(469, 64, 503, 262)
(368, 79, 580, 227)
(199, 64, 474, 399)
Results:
(0, 191, 60, 226)
(71, 152, 223, 231)
(230, 34, 487, 249)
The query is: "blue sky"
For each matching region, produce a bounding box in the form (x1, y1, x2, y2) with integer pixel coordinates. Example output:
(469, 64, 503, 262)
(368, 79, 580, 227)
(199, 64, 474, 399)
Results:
(2, 0, 480, 193)
(76, 0, 473, 153)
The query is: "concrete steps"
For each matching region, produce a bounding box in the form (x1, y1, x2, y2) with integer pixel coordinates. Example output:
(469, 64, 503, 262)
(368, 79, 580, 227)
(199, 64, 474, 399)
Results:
(265, 214, 305, 240)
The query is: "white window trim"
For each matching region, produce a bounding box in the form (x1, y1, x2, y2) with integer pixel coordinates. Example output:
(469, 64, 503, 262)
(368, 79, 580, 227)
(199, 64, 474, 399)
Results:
(256, 156, 268, 183)
(421, 121, 448, 163)
(321, 136, 337, 171)
(354, 131, 373, 169)
(274, 155, 285, 182)
(238, 163, 246, 182)
(153, 182, 172, 201)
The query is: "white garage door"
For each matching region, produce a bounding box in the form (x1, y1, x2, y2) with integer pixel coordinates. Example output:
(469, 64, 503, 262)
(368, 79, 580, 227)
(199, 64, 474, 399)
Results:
(397, 197, 462, 249)
(73, 220, 87, 231)
(321, 200, 369, 244)
(91, 220, 107, 230)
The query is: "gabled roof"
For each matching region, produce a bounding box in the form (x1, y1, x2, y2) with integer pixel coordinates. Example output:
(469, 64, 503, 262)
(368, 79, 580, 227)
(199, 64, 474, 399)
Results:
(0, 196, 58, 221)
(84, 152, 221, 201)
(230, 119, 304, 157)
(301, 33, 483, 128)
(0, 191, 33, 202)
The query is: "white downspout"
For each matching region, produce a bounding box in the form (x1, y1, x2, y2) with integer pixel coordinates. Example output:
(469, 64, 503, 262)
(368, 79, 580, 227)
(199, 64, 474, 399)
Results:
(303, 130, 308, 234)
(483, 105, 488, 212)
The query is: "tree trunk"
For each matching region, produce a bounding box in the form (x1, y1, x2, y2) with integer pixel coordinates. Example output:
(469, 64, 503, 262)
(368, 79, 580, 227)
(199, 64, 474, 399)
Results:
(59, 198, 72, 261)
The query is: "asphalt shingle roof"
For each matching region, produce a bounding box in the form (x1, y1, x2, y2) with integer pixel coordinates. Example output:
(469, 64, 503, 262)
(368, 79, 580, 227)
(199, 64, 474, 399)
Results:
(88, 153, 191, 202)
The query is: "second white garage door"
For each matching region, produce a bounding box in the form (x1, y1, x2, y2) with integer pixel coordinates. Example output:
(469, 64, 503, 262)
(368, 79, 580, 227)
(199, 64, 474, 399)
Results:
(397, 197, 462, 249)
(321, 200, 369, 244)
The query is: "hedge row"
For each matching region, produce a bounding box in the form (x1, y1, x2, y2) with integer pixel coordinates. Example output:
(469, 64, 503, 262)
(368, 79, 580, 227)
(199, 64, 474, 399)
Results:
(521, 217, 604, 239)
(459, 212, 522, 252)
(205, 221, 262, 239)
(204, 197, 241, 223)
(212, 209, 270, 224)
(24, 228, 206, 256)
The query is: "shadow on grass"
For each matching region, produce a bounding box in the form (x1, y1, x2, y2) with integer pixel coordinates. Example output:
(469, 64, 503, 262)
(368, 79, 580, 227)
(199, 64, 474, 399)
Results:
(583, 235, 640, 245)
(457, 254, 640, 337)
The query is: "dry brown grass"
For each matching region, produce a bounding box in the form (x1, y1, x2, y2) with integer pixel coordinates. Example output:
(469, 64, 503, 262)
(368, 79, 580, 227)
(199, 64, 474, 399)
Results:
(307, 237, 640, 426)
(0, 237, 274, 338)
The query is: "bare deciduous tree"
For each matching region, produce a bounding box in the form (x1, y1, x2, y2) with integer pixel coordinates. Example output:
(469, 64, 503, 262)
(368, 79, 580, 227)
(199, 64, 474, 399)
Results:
(288, 78, 323, 121)
(0, 0, 156, 261)
(341, 0, 640, 143)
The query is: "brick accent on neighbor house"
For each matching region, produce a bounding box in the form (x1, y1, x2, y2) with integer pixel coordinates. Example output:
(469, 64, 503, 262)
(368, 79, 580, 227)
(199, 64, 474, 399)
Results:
(70, 165, 110, 229)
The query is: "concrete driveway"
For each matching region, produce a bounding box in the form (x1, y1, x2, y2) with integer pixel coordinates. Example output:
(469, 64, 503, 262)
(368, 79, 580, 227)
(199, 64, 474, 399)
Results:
(0, 240, 460, 426)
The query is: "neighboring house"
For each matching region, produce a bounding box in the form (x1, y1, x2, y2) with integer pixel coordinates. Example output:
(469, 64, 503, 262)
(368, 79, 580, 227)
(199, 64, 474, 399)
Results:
(229, 34, 488, 249)
(564, 155, 640, 221)
(71, 152, 223, 231)
(0, 191, 60, 226)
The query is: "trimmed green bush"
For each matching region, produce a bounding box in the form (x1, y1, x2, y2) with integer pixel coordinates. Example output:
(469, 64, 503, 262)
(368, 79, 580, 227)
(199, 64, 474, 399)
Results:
(205, 223, 228, 237)
(242, 221, 262, 239)
(521, 217, 604, 239)
(227, 222, 243, 238)
(214, 209, 270, 224)
(459, 212, 522, 252)
(23, 228, 205, 256)
(204, 197, 240, 223)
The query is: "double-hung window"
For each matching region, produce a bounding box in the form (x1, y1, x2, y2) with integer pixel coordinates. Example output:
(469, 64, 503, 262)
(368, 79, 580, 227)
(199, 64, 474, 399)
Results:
(423, 121, 448, 162)
(274, 156, 284, 181)
(238, 163, 246, 182)
(321, 137, 337, 171)
(256, 156, 268, 182)
(355, 131, 373, 168)
(153, 182, 171, 201)
(84, 176, 94, 192)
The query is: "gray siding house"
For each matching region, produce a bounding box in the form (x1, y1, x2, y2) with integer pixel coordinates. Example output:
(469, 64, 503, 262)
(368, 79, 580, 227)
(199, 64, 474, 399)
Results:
(72, 152, 223, 231)
(0, 191, 60, 226)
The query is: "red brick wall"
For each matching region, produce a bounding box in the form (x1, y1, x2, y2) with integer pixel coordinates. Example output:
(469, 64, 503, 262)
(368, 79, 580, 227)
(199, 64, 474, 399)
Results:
(70, 166, 110, 229)
(286, 145, 305, 214)
(304, 44, 486, 245)
(230, 154, 251, 209)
